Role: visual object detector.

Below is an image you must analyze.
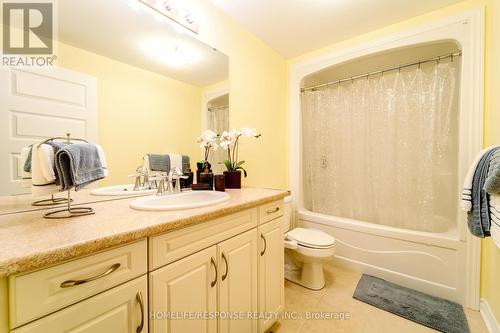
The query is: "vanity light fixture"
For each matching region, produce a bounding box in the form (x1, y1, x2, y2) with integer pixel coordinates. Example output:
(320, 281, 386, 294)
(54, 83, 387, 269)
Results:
(137, 0, 199, 34)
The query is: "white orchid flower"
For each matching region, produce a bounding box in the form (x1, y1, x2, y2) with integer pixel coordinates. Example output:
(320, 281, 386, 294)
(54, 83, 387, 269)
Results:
(241, 127, 257, 138)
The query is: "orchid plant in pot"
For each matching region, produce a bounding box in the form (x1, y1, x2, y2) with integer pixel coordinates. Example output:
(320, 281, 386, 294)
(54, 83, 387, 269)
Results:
(196, 130, 218, 187)
(219, 127, 261, 188)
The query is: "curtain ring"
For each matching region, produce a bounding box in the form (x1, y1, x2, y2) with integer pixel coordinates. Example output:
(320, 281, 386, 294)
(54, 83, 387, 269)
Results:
(451, 53, 454, 62)
(351, 76, 354, 84)
(418, 62, 421, 69)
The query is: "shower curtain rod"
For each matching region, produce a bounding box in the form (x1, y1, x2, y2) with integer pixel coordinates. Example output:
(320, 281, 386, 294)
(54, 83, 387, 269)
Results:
(208, 105, 229, 112)
(301, 51, 462, 93)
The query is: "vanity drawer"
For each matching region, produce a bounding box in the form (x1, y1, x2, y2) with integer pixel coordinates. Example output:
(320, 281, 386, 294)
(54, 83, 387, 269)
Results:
(149, 208, 257, 270)
(259, 200, 284, 225)
(9, 239, 147, 328)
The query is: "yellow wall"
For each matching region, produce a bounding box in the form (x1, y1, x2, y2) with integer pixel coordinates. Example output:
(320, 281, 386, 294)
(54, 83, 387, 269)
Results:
(184, 0, 288, 189)
(288, 0, 500, 318)
(58, 42, 202, 185)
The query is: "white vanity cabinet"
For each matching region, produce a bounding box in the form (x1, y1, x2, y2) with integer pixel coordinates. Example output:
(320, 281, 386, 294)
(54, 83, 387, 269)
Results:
(12, 276, 148, 333)
(8, 240, 148, 333)
(149, 203, 284, 333)
(258, 217, 285, 333)
(4, 200, 285, 333)
(149, 229, 259, 333)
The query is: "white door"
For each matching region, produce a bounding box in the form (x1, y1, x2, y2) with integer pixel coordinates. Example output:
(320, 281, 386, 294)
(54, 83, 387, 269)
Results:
(258, 217, 285, 333)
(12, 276, 148, 333)
(0, 67, 97, 195)
(218, 229, 258, 333)
(149, 246, 218, 333)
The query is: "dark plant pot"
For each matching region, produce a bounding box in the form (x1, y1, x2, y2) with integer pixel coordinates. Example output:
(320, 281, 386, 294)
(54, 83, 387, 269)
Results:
(224, 170, 241, 189)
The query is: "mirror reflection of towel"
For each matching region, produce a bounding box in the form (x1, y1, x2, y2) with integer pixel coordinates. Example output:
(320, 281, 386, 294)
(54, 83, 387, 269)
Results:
(55, 143, 107, 191)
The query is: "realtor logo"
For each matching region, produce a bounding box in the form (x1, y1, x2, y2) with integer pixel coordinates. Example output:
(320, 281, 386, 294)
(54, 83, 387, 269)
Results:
(1, 1, 56, 67)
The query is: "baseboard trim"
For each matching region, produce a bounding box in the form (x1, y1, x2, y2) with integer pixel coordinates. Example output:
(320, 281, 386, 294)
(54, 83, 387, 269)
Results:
(481, 299, 500, 333)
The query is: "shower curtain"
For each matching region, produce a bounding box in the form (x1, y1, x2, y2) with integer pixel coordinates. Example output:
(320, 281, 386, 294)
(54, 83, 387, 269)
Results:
(207, 105, 229, 173)
(301, 62, 459, 232)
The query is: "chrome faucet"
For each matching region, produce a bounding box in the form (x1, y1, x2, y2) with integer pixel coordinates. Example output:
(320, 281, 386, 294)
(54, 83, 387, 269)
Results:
(168, 167, 188, 193)
(154, 167, 187, 196)
(131, 166, 152, 191)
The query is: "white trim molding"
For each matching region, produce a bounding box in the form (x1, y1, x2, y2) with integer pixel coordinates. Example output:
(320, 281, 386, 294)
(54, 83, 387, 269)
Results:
(201, 86, 229, 131)
(481, 299, 500, 333)
(289, 7, 484, 309)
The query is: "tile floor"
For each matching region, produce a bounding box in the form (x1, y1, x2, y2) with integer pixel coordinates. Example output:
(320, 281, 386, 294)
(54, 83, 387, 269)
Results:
(270, 265, 488, 333)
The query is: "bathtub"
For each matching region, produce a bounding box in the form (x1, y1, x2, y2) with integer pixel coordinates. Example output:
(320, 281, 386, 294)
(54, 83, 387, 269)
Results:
(297, 209, 466, 304)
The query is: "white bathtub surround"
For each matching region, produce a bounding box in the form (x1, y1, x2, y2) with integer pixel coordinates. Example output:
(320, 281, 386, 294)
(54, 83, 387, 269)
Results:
(289, 9, 484, 308)
(480, 299, 500, 333)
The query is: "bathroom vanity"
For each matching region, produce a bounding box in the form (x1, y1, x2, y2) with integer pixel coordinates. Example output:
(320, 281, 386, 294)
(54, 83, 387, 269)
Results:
(0, 188, 287, 333)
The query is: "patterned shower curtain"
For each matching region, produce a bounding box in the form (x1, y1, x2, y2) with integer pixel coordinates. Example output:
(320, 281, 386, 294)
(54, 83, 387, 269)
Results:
(301, 62, 459, 232)
(207, 105, 229, 173)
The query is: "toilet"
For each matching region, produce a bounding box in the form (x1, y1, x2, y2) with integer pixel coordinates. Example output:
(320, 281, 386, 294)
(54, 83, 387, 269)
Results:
(283, 196, 335, 290)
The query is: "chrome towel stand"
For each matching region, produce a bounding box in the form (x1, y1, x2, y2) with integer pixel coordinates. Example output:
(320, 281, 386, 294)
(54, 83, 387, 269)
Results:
(37, 133, 95, 219)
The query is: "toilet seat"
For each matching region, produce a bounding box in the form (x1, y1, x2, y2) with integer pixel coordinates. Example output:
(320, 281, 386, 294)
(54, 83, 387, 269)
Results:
(286, 228, 335, 249)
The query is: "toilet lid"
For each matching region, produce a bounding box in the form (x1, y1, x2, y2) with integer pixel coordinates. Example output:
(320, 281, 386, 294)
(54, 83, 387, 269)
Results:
(287, 228, 335, 248)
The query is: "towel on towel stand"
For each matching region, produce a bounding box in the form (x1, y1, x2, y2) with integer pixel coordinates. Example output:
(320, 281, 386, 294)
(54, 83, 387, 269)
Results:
(20, 146, 32, 188)
(55, 143, 107, 191)
(31, 144, 60, 197)
(463, 146, 500, 238)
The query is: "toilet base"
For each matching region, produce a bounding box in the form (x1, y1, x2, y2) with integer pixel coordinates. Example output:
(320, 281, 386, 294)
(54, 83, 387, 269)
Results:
(285, 261, 326, 290)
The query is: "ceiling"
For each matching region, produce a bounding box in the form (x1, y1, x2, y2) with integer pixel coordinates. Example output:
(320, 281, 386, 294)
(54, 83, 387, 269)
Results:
(59, 0, 228, 87)
(208, 0, 463, 58)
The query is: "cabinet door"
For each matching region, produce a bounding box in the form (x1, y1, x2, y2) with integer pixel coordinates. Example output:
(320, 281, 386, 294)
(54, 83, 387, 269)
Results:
(149, 246, 217, 333)
(218, 228, 258, 333)
(12, 275, 148, 333)
(258, 217, 285, 333)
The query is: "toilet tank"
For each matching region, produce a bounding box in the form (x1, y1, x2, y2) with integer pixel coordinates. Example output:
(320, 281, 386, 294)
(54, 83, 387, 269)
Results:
(284, 195, 292, 232)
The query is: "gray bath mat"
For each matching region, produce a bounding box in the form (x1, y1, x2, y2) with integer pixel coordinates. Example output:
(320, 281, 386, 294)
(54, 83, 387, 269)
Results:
(353, 274, 470, 333)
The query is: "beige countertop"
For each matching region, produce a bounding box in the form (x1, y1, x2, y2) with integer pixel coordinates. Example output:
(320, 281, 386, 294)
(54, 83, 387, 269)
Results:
(0, 187, 151, 216)
(0, 187, 288, 278)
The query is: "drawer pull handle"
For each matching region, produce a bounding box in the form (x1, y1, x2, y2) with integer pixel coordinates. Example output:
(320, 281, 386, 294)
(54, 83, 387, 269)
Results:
(266, 207, 280, 214)
(260, 234, 267, 256)
(210, 257, 217, 287)
(136, 292, 145, 333)
(221, 252, 228, 281)
(60, 263, 121, 288)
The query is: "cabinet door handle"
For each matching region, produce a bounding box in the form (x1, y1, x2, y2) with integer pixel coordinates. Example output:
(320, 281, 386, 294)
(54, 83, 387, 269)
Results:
(266, 207, 280, 214)
(260, 234, 267, 256)
(210, 257, 217, 287)
(221, 252, 228, 281)
(60, 263, 121, 288)
(136, 292, 145, 333)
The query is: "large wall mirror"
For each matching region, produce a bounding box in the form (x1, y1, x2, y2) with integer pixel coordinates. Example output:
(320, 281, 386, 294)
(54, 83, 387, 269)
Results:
(0, 0, 229, 214)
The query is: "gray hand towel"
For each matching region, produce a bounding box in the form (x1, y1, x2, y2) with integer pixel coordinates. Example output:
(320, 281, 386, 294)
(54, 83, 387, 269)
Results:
(55, 143, 106, 191)
(148, 154, 170, 172)
(47, 141, 68, 185)
(484, 149, 500, 194)
(467, 148, 499, 237)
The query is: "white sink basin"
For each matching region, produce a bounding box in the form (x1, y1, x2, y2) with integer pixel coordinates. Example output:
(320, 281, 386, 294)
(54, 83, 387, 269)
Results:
(130, 191, 230, 211)
(90, 184, 157, 196)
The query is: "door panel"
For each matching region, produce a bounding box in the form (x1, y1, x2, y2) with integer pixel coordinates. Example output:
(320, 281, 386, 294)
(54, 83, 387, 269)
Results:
(218, 229, 258, 333)
(0, 68, 97, 195)
(259, 217, 285, 332)
(150, 246, 217, 333)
